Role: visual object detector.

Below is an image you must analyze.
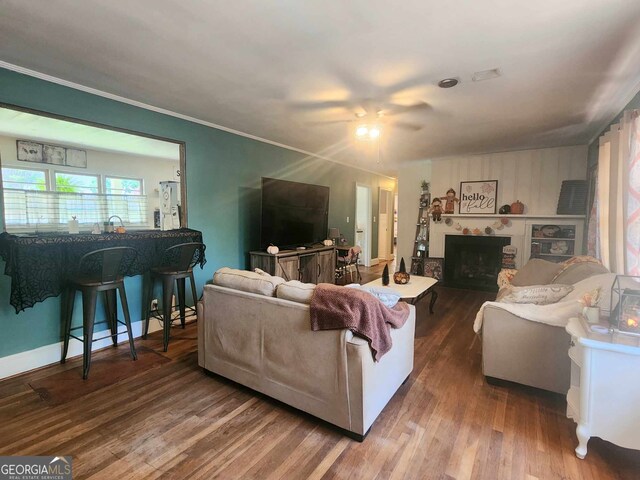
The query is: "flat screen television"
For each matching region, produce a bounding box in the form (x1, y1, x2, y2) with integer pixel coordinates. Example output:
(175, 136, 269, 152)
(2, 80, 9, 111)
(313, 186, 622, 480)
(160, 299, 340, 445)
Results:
(260, 177, 329, 250)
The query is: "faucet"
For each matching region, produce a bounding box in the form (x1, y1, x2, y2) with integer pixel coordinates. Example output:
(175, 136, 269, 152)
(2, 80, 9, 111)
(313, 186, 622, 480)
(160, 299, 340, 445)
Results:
(107, 215, 125, 233)
(108, 215, 124, 227)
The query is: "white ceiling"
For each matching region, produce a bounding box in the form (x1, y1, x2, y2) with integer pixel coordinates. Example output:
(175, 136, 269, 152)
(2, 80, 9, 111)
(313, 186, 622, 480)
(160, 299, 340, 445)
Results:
(0, 108, 180, 160)
(1, 0, 640, 175)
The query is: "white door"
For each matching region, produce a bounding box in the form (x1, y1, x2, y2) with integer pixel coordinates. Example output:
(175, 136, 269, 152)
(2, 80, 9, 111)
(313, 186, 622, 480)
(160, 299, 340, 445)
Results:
(355, 184, 372, 266)
(378, 188, 391, 260)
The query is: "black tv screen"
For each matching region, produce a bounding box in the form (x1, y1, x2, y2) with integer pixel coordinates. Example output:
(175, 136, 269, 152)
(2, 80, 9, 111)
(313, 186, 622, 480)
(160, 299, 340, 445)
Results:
(260, 177, 329, 250)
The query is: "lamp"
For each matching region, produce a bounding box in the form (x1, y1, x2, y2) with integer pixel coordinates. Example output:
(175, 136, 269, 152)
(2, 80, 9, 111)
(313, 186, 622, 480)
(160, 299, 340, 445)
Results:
(329, 228, 340, 245)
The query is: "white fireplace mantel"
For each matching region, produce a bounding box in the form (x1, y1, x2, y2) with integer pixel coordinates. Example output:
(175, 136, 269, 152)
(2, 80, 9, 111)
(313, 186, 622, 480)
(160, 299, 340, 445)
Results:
(429, 214, 586, 269)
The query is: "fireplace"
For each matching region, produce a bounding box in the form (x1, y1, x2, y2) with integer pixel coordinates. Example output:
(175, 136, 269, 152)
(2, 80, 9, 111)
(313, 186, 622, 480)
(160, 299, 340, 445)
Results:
(444, 235, 511, 291)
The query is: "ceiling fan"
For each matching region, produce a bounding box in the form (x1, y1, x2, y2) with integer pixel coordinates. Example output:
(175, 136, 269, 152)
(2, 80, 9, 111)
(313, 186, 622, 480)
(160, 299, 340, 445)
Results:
(294, 98, 432, 133)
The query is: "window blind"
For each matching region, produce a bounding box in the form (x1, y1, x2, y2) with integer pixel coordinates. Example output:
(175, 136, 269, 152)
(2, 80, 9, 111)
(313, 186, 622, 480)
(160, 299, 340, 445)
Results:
(3, 188, 148, 231)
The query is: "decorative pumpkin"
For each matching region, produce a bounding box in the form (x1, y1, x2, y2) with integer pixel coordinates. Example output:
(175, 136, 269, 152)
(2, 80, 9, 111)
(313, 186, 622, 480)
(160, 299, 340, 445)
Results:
(462, 228, 470, 235)
(472, 228, 481, 235)
(498, 204, 511, 214)
(510, 200, 524, 214)
(394, 257, 411, 285)
(267, 245, 279, 255)
(500, 217, 510, 225)
(485, 227, 493, 235)
(394, 271, 410, 284)
(382, 264, 390, 286)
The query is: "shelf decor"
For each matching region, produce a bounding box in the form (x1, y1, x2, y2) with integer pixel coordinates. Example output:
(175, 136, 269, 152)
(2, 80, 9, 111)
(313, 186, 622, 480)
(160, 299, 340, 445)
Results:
(459, 180, 498, 214)
(611, 275, 640, 336)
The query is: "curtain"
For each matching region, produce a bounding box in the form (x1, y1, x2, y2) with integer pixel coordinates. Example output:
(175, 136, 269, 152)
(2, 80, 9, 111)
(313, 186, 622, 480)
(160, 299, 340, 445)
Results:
(628, 114, 640, 274)
(595, 110, 639, 274)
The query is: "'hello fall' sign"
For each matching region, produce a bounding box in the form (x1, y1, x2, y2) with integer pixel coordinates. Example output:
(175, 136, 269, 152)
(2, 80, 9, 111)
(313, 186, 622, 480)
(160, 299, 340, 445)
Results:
(459, 180, 498, 214)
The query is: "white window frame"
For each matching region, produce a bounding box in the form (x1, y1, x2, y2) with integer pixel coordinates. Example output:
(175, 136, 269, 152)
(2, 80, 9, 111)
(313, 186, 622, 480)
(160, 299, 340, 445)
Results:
(53, 170, 101, 194)
(1, 165, 50, 191)
(104, 175, 144, 196)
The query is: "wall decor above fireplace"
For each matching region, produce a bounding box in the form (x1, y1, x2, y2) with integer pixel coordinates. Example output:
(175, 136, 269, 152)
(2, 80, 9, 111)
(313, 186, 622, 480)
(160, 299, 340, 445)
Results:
(459, 180, 498, 214)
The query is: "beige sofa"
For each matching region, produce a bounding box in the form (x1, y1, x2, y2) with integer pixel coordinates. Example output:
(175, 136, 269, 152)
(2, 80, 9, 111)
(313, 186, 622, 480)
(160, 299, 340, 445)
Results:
(481, 258, 610, 394)
(197, 268, 416, 439)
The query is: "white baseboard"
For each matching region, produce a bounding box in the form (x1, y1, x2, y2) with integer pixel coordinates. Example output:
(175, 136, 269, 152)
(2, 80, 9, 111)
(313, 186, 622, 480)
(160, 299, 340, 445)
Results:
(0, 316, 192, 380)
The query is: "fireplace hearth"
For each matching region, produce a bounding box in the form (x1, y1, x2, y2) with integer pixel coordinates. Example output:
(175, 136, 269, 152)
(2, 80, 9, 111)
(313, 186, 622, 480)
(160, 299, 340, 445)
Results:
(444, 235, 511, 291)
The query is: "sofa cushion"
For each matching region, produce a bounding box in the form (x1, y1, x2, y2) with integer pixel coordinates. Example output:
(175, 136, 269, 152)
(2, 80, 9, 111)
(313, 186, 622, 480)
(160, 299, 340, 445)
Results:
(552, 261, 609, 285)
(500, 284, 574, 305)
(510, 259, 563, 286)
(213, 267, 284, 296)
(276, 280, 316, 304)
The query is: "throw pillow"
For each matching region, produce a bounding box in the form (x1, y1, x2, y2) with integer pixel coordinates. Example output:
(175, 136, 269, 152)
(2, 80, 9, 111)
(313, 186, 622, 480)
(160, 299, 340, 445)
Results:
(500, 284, 574, 305)
(276, 280, 316, 304)
(346, 284, 402, 308)
(213, 267, 284, 296)
(510, 259, 563, 286)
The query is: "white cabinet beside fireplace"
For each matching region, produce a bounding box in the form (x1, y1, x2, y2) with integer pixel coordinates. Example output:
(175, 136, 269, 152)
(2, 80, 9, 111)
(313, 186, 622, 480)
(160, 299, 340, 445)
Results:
(565, 318, 640, 459)
(525, 218, 584, 263)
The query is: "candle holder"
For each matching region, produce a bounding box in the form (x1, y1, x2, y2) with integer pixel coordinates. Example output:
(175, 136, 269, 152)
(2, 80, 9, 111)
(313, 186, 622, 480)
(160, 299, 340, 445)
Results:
(610, 275, 640, 336)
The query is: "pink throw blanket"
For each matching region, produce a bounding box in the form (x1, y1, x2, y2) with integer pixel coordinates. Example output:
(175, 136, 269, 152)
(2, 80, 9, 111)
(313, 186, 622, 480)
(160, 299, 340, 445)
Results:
(310, 283, 410, 361)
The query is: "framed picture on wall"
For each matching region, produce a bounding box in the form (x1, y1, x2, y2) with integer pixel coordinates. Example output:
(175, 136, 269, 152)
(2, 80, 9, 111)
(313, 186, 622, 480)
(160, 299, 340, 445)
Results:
(16, 140, 43, 163)
(65, 148, 87, 168)
(459, 180, 498, 214)
(43, 144, 66, 165)
(423, 257, 444, 281)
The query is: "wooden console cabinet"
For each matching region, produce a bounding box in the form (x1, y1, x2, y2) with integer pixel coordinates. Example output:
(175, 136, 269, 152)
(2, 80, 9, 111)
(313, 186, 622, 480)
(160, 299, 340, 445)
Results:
(250, 246, 336, 284)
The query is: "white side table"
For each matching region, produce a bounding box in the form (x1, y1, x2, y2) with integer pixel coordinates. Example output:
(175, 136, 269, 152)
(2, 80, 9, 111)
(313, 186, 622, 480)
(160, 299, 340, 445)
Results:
(565, 318, 640, 458)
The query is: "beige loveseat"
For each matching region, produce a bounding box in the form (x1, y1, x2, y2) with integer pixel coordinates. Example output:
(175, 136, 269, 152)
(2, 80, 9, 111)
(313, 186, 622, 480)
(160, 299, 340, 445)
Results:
(197, 268, 416, 439)
(480, 258, 611, 394)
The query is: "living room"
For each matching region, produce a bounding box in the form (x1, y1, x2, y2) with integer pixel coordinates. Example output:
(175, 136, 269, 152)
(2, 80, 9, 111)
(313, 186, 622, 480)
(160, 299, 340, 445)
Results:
(0, 2, 639, 479)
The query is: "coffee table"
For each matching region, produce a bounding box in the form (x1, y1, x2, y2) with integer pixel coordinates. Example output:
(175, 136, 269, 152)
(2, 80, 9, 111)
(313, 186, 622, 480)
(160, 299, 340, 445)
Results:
(363, 276, 438, 313)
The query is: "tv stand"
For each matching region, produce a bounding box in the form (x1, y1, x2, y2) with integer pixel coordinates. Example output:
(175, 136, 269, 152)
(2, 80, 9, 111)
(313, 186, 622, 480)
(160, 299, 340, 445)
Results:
(250, 245, 336, 284)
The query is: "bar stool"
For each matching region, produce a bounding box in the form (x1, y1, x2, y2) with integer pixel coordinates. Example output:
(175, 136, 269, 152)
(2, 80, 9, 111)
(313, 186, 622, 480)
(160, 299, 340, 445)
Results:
(143, 242, 205, 352)
(61, 246, 138, 379)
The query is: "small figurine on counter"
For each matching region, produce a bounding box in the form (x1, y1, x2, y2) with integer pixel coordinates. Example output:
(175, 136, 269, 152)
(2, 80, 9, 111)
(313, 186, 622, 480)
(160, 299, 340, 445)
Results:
(429, 198, 443, 222)
(441, 188, 459, 214)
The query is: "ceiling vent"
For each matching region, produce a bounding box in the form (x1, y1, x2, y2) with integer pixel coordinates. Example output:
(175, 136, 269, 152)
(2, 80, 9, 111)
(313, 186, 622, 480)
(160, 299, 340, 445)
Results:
(472, 68, 501, 82)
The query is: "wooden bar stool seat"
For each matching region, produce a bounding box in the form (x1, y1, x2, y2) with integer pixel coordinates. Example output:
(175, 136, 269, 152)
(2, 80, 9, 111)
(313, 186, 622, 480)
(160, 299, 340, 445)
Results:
(143, 242, 205, 352)
(61, 246, 138, 379)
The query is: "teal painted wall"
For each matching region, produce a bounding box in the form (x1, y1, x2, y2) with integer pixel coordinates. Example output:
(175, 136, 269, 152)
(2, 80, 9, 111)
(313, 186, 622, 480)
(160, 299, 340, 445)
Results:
(0, 68, 395, 358)
(588, 89, 640, 167)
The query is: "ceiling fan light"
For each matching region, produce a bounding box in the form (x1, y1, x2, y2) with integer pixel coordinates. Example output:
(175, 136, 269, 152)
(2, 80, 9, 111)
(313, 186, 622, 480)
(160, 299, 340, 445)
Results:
(368, 127, 380, 139)
(356, 125, 368, 137)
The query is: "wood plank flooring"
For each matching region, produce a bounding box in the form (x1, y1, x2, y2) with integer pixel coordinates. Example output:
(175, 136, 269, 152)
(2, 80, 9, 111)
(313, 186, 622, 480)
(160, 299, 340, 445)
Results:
(1, 264, 639, 479)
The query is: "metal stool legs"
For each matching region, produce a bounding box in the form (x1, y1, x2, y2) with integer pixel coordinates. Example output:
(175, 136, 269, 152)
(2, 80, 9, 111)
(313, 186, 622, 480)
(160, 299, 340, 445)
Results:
(144, 271, 199, 352)
(60, 283, 137, 379)
(117, 285, 137, 362)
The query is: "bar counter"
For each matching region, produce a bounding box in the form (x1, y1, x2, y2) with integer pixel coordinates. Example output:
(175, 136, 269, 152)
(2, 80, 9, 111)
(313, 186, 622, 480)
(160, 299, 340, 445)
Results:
(0, 228, 205, 313)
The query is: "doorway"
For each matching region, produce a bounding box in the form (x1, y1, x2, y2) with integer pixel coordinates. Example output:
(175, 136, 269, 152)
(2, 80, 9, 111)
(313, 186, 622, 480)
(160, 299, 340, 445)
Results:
(378, 188, 393, 261)
(355, 184, 372, 267)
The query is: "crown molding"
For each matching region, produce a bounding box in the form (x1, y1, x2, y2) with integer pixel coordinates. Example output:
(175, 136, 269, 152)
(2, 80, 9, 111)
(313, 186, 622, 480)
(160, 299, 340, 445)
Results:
(0, 61, 396, 180)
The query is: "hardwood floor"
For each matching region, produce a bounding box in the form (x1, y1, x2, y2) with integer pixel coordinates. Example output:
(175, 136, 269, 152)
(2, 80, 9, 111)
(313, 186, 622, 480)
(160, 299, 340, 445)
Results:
(1, 264, 639, 479)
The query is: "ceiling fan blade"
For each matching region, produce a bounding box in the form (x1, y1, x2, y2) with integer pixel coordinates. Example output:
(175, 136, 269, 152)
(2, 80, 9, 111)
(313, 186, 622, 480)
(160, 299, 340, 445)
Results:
(389, 120, 423, 131)
(304, 119, 353, 126)
(289, 100, 354, 111)
(382, 102, 432, 116)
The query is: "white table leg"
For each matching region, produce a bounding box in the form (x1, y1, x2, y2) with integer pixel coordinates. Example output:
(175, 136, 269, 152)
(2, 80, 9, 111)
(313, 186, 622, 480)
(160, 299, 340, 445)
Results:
(575, 423, 589, 459)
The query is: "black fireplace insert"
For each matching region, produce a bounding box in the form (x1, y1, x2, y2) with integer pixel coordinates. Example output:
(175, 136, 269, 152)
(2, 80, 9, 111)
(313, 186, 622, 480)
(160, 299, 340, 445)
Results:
(444, 235, 511, 291)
